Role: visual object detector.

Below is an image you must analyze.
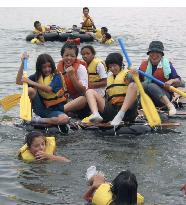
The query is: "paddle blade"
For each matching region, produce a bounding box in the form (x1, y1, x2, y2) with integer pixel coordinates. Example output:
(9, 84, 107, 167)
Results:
(133, 74, 161, 127)
(0, 93, 21, 111)
(20, 75, 31, 121)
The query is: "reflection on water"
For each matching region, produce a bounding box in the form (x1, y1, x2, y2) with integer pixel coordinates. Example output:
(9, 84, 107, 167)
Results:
(0, 7, 186, 205)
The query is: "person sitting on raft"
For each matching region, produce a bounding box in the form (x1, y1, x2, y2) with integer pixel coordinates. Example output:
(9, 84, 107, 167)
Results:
(83, 166, 144, 205)
(138, 41, 183, 116)
(85, 52, 138, 126)
(33, 21, 50, 34)
(57, 43, 90, 119)
(16, 52, 69, 125)
(18, 131, 70, 162)
(31, 33, 45, 45)
(81, 45, 107, 97)
(101, 33, 114, 45)
(80, 7, 96, 32)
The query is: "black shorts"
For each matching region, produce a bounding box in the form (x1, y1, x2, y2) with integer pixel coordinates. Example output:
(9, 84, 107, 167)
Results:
(100, 101, 138, 123)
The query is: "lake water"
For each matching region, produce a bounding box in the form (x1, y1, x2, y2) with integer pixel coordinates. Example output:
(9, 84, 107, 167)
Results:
(0, 7, 186, 205)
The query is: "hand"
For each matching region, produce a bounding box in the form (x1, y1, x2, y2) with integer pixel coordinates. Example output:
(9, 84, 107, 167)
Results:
(180, 184, 186, 195)
(128, 69, 138, 75)
(88, 82, 94, 89)
(21, 52, 29, 62)
(35, 151, 50, 160)
(164, 80, 174, 90)
(66, 66, 75, 77)
(22, 77, 33, 85)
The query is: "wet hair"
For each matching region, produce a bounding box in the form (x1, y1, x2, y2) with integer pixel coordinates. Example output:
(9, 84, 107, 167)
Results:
(35, 53, 56, 81)
(81, 45, 96, 55)
(111, 170, 138, 205)
(60, 42, 79, 57)
(25, 131, 46, 148)
(34, 21, 40, 28)
(105, 33, 111, 40)
(105, 52, 124, 69)
(101, 27, 108, 33)
(83, 7, 89, 12)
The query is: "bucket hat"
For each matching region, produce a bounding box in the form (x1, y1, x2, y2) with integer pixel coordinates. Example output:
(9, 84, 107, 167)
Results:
(147, 41, 164, 55)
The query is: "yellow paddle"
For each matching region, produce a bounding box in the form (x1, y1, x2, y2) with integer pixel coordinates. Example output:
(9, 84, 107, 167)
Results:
(20, 59, 32, 121)
(118, 38, 161, 127)
(0, 93, 21, 111)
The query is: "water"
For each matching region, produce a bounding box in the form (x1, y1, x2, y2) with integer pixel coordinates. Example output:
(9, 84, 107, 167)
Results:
(0, 7, 186, 205)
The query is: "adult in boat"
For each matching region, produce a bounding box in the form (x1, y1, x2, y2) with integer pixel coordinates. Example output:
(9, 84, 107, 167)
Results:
(57, 43, 90, 119)
(81, 45, 107, 97)
(80, 7, 96, 32)
(138, 41, 183, 116)
(16, 53, 69, 125)
(33, 21, 50, 34)
(85, 52, 138, 126)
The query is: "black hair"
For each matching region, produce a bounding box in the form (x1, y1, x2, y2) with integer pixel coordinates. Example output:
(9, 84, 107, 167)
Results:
(83, 7, 89, 12)
(25, 131, 46, 148)
(111, 170, 138, 205)
(60, 42, 79, 57)
(34, 21, 40, 28)
(101, 27, 108, 33)
(81, 45, 96, 55)
(35, 53, 56, 81)
(105, 33, 111, 40)
(105, 52, 124, 69)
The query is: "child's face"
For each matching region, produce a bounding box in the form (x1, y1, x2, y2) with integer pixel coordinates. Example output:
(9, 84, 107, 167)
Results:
(149, 52, 162, 66)
(36, 23, 42, 31)
(30, 136, 46, 156)
(83, 9, 89, 16)
(41, 62, 52, 77)
(108, 64, 120, 76)
(63, 48, 77, 68)
(81, 48, 94, 64)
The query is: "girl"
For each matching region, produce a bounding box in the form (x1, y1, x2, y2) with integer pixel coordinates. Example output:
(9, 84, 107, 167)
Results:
(16, 53, 69, 125)
(81, 45, 107, 97)
(85, 52, 138, 126)
(19, 131, 70, 162)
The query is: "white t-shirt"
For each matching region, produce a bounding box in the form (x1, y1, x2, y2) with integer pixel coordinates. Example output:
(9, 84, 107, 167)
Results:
(94, 62, 107, 97)
(77, 64, 88, 89)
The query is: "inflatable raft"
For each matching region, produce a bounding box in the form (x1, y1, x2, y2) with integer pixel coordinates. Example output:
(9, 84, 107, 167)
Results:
(26, 31, 94, 43)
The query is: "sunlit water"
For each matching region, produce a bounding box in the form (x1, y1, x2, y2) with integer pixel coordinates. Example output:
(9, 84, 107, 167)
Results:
(0, 7, 186, 205)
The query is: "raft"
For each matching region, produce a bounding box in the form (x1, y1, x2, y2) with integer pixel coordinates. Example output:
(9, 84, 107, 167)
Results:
(26, 31, 94, 43)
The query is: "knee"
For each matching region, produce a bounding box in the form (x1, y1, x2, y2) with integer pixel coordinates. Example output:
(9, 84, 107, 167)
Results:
(28, 88, 36, 99)
(85, 89, 95, 97)
(128, 82, 137, 91)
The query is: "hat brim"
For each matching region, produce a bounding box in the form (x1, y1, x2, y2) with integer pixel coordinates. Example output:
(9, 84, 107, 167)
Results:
(147, 49, 164, 56)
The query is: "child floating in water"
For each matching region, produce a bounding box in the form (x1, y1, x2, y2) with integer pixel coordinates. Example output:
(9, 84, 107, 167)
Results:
(18, 131, 70, 162)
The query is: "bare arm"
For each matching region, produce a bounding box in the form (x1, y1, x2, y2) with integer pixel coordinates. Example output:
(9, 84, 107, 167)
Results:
(89, 78, 107, 89)
(16, 61, 24, 85)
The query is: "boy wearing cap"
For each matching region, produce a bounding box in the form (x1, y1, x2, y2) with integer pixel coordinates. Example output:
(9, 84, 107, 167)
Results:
(139, 41, 182, 116)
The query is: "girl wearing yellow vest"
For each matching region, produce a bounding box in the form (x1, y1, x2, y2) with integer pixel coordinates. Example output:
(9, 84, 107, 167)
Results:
(81, 45, 107, 97)
(85, 52, 138, 126)
(18, 131, 70, 162)
(16, 53, 69, 125)
(84, 167, 144, 205)
(33, 21, 50, 34)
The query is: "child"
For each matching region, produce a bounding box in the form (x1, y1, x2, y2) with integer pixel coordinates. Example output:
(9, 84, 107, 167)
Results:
(31, 33, 45, 45)
(81, 45, 107, 97)
(18, 131, 70, 162)
(33, 21, 50, 34)
(57, 43, 90, 118)
(16, 53, 69, 125)
(84, 166, 144, 205)
(85, 52, 138, 126)
(139, 41, 182, 116)
(101, 33, 114, 45)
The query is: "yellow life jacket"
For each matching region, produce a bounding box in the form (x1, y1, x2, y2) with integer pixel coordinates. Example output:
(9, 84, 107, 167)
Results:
(105, 38, 115, 45)
(37, 74, 67, 108)
(81, 16, 94, 32)
(33, 26, 46, 33)
(92, 183, 144, 205)
(95, 29, 102, 40)
(18, 137, 56, 161)
(31, 38, 41, 44)
(106, 70, 129, 105)
(88, 58, 106, 83)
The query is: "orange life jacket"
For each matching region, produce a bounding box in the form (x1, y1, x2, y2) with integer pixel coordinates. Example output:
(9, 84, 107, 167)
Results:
(57, 59, 87, 99)
(140, 60, 168, 82)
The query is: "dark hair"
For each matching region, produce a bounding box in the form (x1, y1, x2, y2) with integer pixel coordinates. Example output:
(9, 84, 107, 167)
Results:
(111, 170, 138, 205)
(105, 53, 124, 69)
(25, 131, 46, 148)
(81, 45, 96, 55)
(83, 7, 89, 12)
(105, 33, 111, 40)
(34, 21, 40, 28)
(101, 27, 108, 33)
(37, 33, 44, 38)
(35, 53, 56, 81)
(60, 42, 79, 57)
